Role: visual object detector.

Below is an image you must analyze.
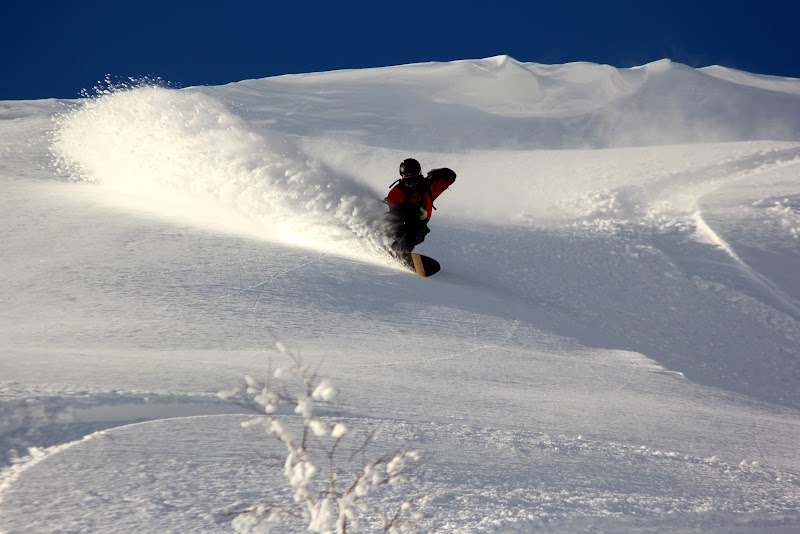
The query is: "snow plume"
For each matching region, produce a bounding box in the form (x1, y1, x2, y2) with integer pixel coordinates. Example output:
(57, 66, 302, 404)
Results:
(50, 84, 391, 256)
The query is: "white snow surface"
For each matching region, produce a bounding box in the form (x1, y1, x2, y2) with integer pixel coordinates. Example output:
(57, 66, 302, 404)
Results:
(2, 56, 800, 532)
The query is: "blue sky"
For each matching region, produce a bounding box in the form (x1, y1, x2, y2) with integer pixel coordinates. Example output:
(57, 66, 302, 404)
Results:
(3, 0, 798, 100)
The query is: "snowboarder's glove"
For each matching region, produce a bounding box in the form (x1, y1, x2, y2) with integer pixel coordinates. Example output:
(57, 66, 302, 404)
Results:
(418, 207, 427, 220)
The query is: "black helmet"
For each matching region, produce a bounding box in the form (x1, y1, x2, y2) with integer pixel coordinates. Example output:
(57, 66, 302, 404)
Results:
(399, 158, 421, 177)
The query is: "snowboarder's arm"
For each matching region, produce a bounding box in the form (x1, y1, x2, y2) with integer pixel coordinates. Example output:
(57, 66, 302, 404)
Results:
(427, 168, 456, 200)
(385, 185, 406, 211)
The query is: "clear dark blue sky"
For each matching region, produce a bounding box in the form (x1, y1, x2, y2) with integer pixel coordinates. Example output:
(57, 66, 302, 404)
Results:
(3, 0, 798, 100)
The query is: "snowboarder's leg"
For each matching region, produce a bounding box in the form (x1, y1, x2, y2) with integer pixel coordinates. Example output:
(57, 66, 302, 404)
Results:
(389, 220, 429, 254)
(391, 232, 416, 253)
(382, 210, 430, 254)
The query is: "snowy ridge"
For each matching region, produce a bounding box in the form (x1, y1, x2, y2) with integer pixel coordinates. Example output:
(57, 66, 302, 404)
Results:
(701, 64, 800, 96)
(214, 55, 800, 150)
(2, 56, 800, 532)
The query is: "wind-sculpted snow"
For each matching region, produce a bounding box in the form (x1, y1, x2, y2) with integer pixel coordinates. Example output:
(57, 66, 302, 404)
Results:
(212, 56, 800, 150)
(51, 86, 392, 257)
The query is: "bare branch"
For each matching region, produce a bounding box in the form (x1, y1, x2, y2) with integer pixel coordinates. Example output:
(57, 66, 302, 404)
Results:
(220, 348, 424, 533)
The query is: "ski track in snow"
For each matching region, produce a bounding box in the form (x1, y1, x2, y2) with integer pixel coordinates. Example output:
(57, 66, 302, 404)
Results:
(578, 144, 800, 321)
(3, 60, 800, 532)
(692, 210, 800, 320)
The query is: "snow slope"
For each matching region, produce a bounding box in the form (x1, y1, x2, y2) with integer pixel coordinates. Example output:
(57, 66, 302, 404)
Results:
(2, 56, 800, 532)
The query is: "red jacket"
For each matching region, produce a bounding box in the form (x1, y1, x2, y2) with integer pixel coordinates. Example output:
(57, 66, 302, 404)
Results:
(386, 168, 456, 222)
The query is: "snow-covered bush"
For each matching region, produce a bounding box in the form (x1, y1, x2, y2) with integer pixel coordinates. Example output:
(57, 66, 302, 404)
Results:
(219, 344, 423, 533)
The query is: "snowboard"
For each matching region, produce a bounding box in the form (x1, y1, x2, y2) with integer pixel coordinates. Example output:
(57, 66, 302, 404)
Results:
(396, 252, 440, 277)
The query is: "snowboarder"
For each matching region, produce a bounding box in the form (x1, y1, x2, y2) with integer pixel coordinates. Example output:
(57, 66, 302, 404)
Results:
(384, 158, 456, 253)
